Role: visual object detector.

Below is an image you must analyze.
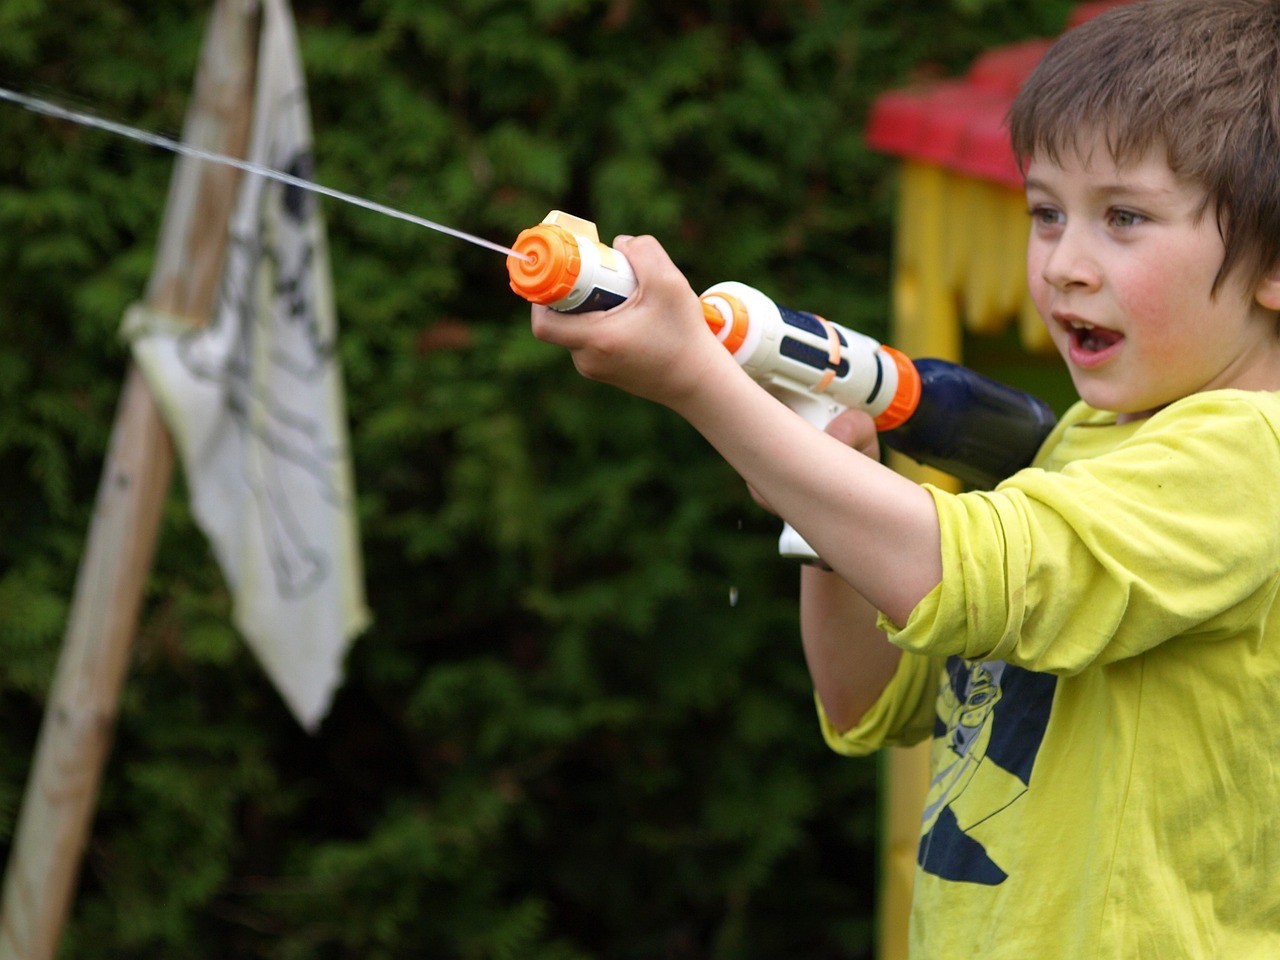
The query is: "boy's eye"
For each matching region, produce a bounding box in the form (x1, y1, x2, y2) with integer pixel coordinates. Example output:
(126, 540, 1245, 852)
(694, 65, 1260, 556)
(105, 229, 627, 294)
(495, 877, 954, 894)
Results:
(1027, 205, 1063, 226)
(1108, 208, 1146, 228)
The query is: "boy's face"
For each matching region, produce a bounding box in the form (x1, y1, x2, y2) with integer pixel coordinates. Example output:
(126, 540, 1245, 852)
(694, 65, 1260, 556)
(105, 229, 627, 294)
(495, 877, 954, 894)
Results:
(1024, 138, 1280, 420)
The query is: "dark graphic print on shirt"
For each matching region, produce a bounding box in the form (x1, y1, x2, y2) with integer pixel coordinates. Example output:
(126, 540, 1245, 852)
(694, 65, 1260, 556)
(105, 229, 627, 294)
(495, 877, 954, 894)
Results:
(916, 657, 1057, 885)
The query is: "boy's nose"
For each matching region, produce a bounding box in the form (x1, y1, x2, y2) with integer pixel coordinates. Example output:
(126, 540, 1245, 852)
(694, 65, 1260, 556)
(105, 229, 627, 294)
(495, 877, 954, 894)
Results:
(1040, 227, 1101, 292)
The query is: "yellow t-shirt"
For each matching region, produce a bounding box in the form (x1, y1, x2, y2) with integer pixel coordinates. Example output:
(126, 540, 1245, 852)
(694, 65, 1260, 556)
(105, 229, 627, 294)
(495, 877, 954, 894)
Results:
(822, 390, 1280, 959)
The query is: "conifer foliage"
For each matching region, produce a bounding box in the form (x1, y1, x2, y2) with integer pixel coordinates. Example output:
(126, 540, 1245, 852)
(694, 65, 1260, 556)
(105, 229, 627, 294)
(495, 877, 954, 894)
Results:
(0, 0, 1070, 956)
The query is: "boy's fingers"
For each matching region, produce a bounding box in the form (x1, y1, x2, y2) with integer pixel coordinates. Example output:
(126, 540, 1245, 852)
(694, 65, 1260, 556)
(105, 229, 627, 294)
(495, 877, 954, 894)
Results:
(530, 302, 588, 350)
(825, 409, 881, 461)
(614, 234, 680, 281)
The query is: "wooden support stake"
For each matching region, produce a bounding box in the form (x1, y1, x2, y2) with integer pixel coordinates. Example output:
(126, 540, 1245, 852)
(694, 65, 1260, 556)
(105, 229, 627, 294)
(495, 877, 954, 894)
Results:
(0, 3, 259, 955)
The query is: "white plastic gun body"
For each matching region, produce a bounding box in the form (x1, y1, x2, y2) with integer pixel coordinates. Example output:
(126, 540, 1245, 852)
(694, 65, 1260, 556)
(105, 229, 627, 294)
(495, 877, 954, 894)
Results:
(700, 281, 912, 427)
(698, 282, 919, 560)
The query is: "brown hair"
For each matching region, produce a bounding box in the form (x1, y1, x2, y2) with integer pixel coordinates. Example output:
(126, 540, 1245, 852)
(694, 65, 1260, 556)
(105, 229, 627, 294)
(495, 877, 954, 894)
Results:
(1008, 0, 1280, 294)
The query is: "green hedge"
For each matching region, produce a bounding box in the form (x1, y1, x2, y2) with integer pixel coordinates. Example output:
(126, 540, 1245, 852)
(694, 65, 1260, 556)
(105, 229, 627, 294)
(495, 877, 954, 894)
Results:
(0, 1, 1072, 956)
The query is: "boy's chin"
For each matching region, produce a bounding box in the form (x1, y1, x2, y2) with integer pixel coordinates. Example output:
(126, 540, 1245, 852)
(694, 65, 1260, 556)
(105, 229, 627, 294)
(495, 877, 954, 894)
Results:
(1071, 380, 1163, 422)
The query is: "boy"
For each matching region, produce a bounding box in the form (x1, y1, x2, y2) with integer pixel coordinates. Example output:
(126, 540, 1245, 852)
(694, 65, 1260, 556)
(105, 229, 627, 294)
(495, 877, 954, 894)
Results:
(531, 0, 1280, 955)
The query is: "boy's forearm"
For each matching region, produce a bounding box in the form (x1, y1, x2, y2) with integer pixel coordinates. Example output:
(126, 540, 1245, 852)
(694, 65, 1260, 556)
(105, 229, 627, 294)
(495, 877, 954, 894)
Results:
(672, 356, 943, 625)
(800, 565, 903, 733)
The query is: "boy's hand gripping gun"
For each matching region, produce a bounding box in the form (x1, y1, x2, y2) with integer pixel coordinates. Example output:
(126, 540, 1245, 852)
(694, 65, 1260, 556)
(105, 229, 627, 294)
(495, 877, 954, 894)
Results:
(509, 211, 1058, 562)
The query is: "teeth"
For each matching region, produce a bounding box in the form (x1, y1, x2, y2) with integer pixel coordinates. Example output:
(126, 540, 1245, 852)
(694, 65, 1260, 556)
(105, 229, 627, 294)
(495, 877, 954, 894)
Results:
(1068, 320, 1094, 330)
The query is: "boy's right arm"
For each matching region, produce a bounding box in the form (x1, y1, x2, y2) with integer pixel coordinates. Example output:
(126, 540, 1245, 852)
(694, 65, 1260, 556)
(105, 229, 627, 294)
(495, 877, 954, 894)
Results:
(531, 234, 943, 627)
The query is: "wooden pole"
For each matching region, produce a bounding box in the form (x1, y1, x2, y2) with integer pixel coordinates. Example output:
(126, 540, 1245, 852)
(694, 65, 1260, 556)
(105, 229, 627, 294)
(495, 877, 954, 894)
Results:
(0, 3, 259, 955)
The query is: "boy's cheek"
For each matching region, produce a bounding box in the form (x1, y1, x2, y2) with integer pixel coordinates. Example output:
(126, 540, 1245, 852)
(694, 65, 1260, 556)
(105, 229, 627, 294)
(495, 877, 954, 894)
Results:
(1025, 271, 1055, 322)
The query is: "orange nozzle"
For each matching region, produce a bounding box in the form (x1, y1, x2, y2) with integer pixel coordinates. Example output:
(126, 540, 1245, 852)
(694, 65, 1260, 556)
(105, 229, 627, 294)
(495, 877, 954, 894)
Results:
(872, 346, 921, 431)
(508, 223, 582, 305)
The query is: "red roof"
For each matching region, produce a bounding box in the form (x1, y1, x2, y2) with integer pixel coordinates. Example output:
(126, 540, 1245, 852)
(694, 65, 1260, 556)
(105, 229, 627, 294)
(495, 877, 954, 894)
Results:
(865, 1, 1135, 188)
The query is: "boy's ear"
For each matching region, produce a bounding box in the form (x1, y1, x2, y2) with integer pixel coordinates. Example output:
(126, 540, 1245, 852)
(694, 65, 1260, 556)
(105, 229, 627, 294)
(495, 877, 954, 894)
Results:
(1256, 261, 1280, 311)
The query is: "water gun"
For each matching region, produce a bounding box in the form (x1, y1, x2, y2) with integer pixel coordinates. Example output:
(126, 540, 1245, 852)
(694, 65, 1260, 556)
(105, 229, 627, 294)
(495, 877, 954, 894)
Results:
(508, 210, 1057, 560)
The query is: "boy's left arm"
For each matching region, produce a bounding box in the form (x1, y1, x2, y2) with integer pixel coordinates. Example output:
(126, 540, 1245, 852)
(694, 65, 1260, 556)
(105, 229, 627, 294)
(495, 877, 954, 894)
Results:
(530, 234, 943, 626)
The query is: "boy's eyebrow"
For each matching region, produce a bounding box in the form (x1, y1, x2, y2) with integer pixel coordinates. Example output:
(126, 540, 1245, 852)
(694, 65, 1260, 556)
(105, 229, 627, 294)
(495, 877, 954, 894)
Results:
(1023, 176, 1178, 204)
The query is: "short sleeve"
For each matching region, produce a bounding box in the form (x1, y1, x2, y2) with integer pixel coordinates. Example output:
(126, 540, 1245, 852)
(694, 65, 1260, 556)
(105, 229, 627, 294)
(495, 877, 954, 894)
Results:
(818, 650, 942, 755)
(882, 391, 1280, 674)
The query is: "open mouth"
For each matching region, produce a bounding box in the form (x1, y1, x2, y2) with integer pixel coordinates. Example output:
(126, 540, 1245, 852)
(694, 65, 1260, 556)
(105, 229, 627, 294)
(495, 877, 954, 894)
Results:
(1064, 319, 1122, 354)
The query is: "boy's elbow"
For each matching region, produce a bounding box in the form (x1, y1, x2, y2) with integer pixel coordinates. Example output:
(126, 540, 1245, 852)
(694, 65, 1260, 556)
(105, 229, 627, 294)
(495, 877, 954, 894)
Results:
(820, 694, 869, 736)
(811, 648, 903, 735)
